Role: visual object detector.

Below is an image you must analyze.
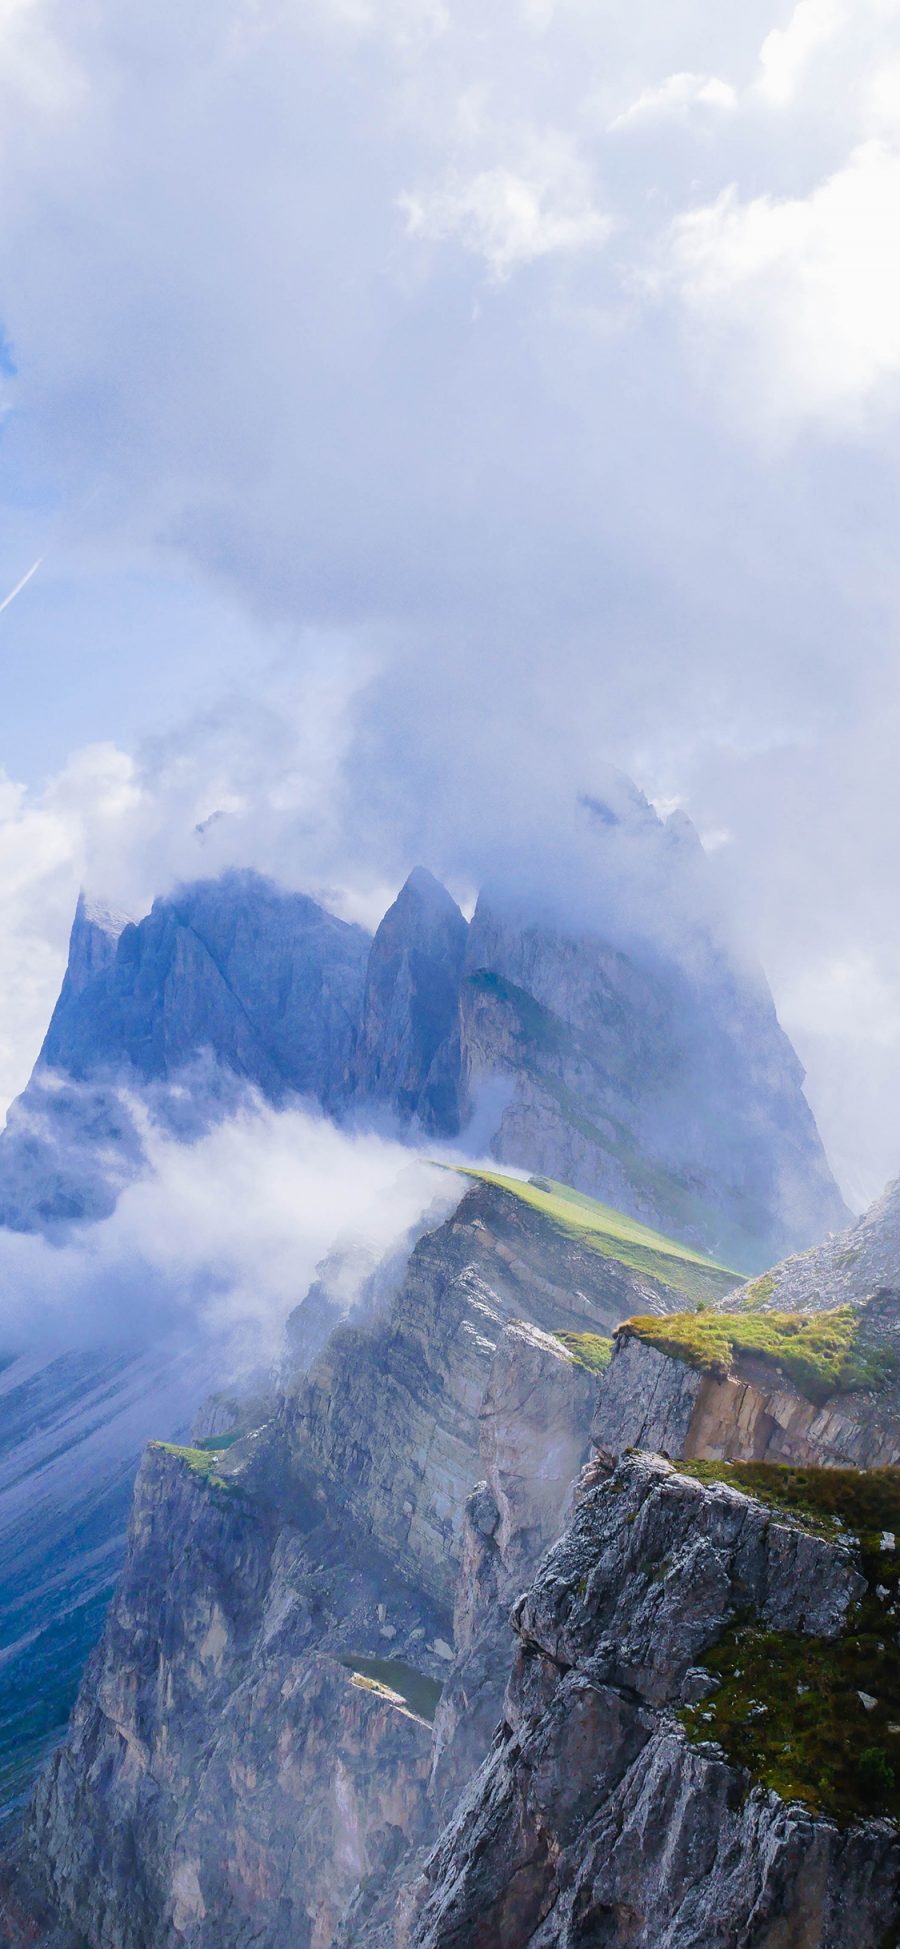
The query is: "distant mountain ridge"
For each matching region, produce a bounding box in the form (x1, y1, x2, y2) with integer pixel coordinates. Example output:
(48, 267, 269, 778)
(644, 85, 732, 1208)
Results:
(0, 783, 849, 1265)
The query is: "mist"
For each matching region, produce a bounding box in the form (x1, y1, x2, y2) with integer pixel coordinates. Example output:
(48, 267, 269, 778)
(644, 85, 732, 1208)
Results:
(0, 1098, 462, 1370)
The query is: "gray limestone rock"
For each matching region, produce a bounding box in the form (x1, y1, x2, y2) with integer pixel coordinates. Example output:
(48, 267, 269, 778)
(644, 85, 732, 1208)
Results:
(404, 1456, 896, 1949)
(351, 868, 467, 1134)
(6, 1217, 898, 1949)
(284, 1181, 659, 1607)
(40, 869, 369, 1105)
(0, 829, 847, 1273)
(0, 870, 370, 1234)
(429, 1321, 597, 1817)
(2, 1177, 623, 1947)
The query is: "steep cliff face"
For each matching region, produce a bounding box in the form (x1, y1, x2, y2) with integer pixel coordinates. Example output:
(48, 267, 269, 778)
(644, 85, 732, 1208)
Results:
(0, 1342, 211, 1825)
(54, 895, 133, 999)
(39, 871, 369, 1102)
(351, 869, 467, 1134)
(402, 1453, 900, 1949)
(0, 804, 846, 1267)
(7, 1172, 899, 1949)
(20, 1439, 447, 1949)
(426, 1320, 597, 1821)
(283, 1176, 677, 1607)
(731, 1168, 900, 1313)
(7, 1179, 629, 1948)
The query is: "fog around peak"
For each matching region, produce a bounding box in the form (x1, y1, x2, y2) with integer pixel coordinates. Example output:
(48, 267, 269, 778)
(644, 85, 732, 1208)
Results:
(0, 0, 899, 1205)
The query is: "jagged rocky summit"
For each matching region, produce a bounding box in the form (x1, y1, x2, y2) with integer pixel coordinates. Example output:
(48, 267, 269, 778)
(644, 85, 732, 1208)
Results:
(3, 1171, 899, 1948)
(0, 777, 848, 1268)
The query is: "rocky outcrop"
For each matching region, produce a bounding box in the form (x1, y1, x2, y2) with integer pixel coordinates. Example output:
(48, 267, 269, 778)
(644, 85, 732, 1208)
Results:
(18, 1438, 447, 1949)
(40, 870, 369, 1105)
(0, 871, 371, 1232)
(55, 895, 133, 999)
(428, 1321, 597, 1818)
(401, 1453, 899, 1949)
(594, 1290, 900, 1470)
(732, 1169, 900, 1313)
(351, 869, 467, 1134)
(0, 1341, 211, 1824)
(7, 1172, 899, 1949)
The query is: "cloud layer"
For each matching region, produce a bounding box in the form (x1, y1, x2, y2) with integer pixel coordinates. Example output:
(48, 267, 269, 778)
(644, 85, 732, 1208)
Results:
(0, 0, 900, 1205)
(0, 1096, 459, 1362)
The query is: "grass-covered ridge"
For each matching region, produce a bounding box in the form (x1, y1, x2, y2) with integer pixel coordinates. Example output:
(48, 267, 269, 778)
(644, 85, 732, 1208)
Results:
(150, 1441, 237, 1493)
(620, 1306, 900, 1407)
(552, 1331, 614, 1374)
(679, 1461, 900, 1823)
(457, 1168, 741, 1305)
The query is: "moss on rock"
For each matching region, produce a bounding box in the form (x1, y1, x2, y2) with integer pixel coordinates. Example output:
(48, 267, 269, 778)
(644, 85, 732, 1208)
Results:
(552, 1331, 613, 1374)
(679, 1460, 900, 1824)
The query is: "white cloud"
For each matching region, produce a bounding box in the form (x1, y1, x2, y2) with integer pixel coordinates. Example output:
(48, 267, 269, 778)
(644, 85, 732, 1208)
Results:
(610, 71, 737, 131)
(0, 1097, 461, 1358)
(669, 141, 900, 426)
(867, 58, 900, 131)
(3, 0, 900, 1210)
(780, 948, 900, 1048)
(0, 746, 139, 1118)
(0, 0, 81, 117)
(757, 0, 843, 107)
(399, 136, 610, 279)
(290, 0, 449, 46)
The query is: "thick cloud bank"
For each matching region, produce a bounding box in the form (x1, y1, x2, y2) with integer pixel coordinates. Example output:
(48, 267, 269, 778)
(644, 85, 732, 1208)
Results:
(0, 0, 899, 1204)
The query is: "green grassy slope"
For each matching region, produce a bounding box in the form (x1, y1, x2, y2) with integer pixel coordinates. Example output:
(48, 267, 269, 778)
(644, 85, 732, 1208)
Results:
(621, 1306, 900, 1407)
(457, 1167, 742, 1305)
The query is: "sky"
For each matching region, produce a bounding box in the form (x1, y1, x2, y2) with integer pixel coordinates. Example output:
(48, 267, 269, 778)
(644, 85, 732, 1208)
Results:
(1, 0, 900, 1210)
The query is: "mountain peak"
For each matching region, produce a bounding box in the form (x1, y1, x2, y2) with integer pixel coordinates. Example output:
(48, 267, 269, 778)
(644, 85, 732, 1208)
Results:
(352, 869, 467, 1132)
(399, 866, 463, 914)
(62, 890, 136, 1000)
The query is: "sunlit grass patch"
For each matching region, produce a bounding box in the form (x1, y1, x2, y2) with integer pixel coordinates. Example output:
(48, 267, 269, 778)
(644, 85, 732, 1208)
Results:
(150, 1441, 236, 1493)
(457, 1167, 741, 1305)
(620, 1307, 899, 1407)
